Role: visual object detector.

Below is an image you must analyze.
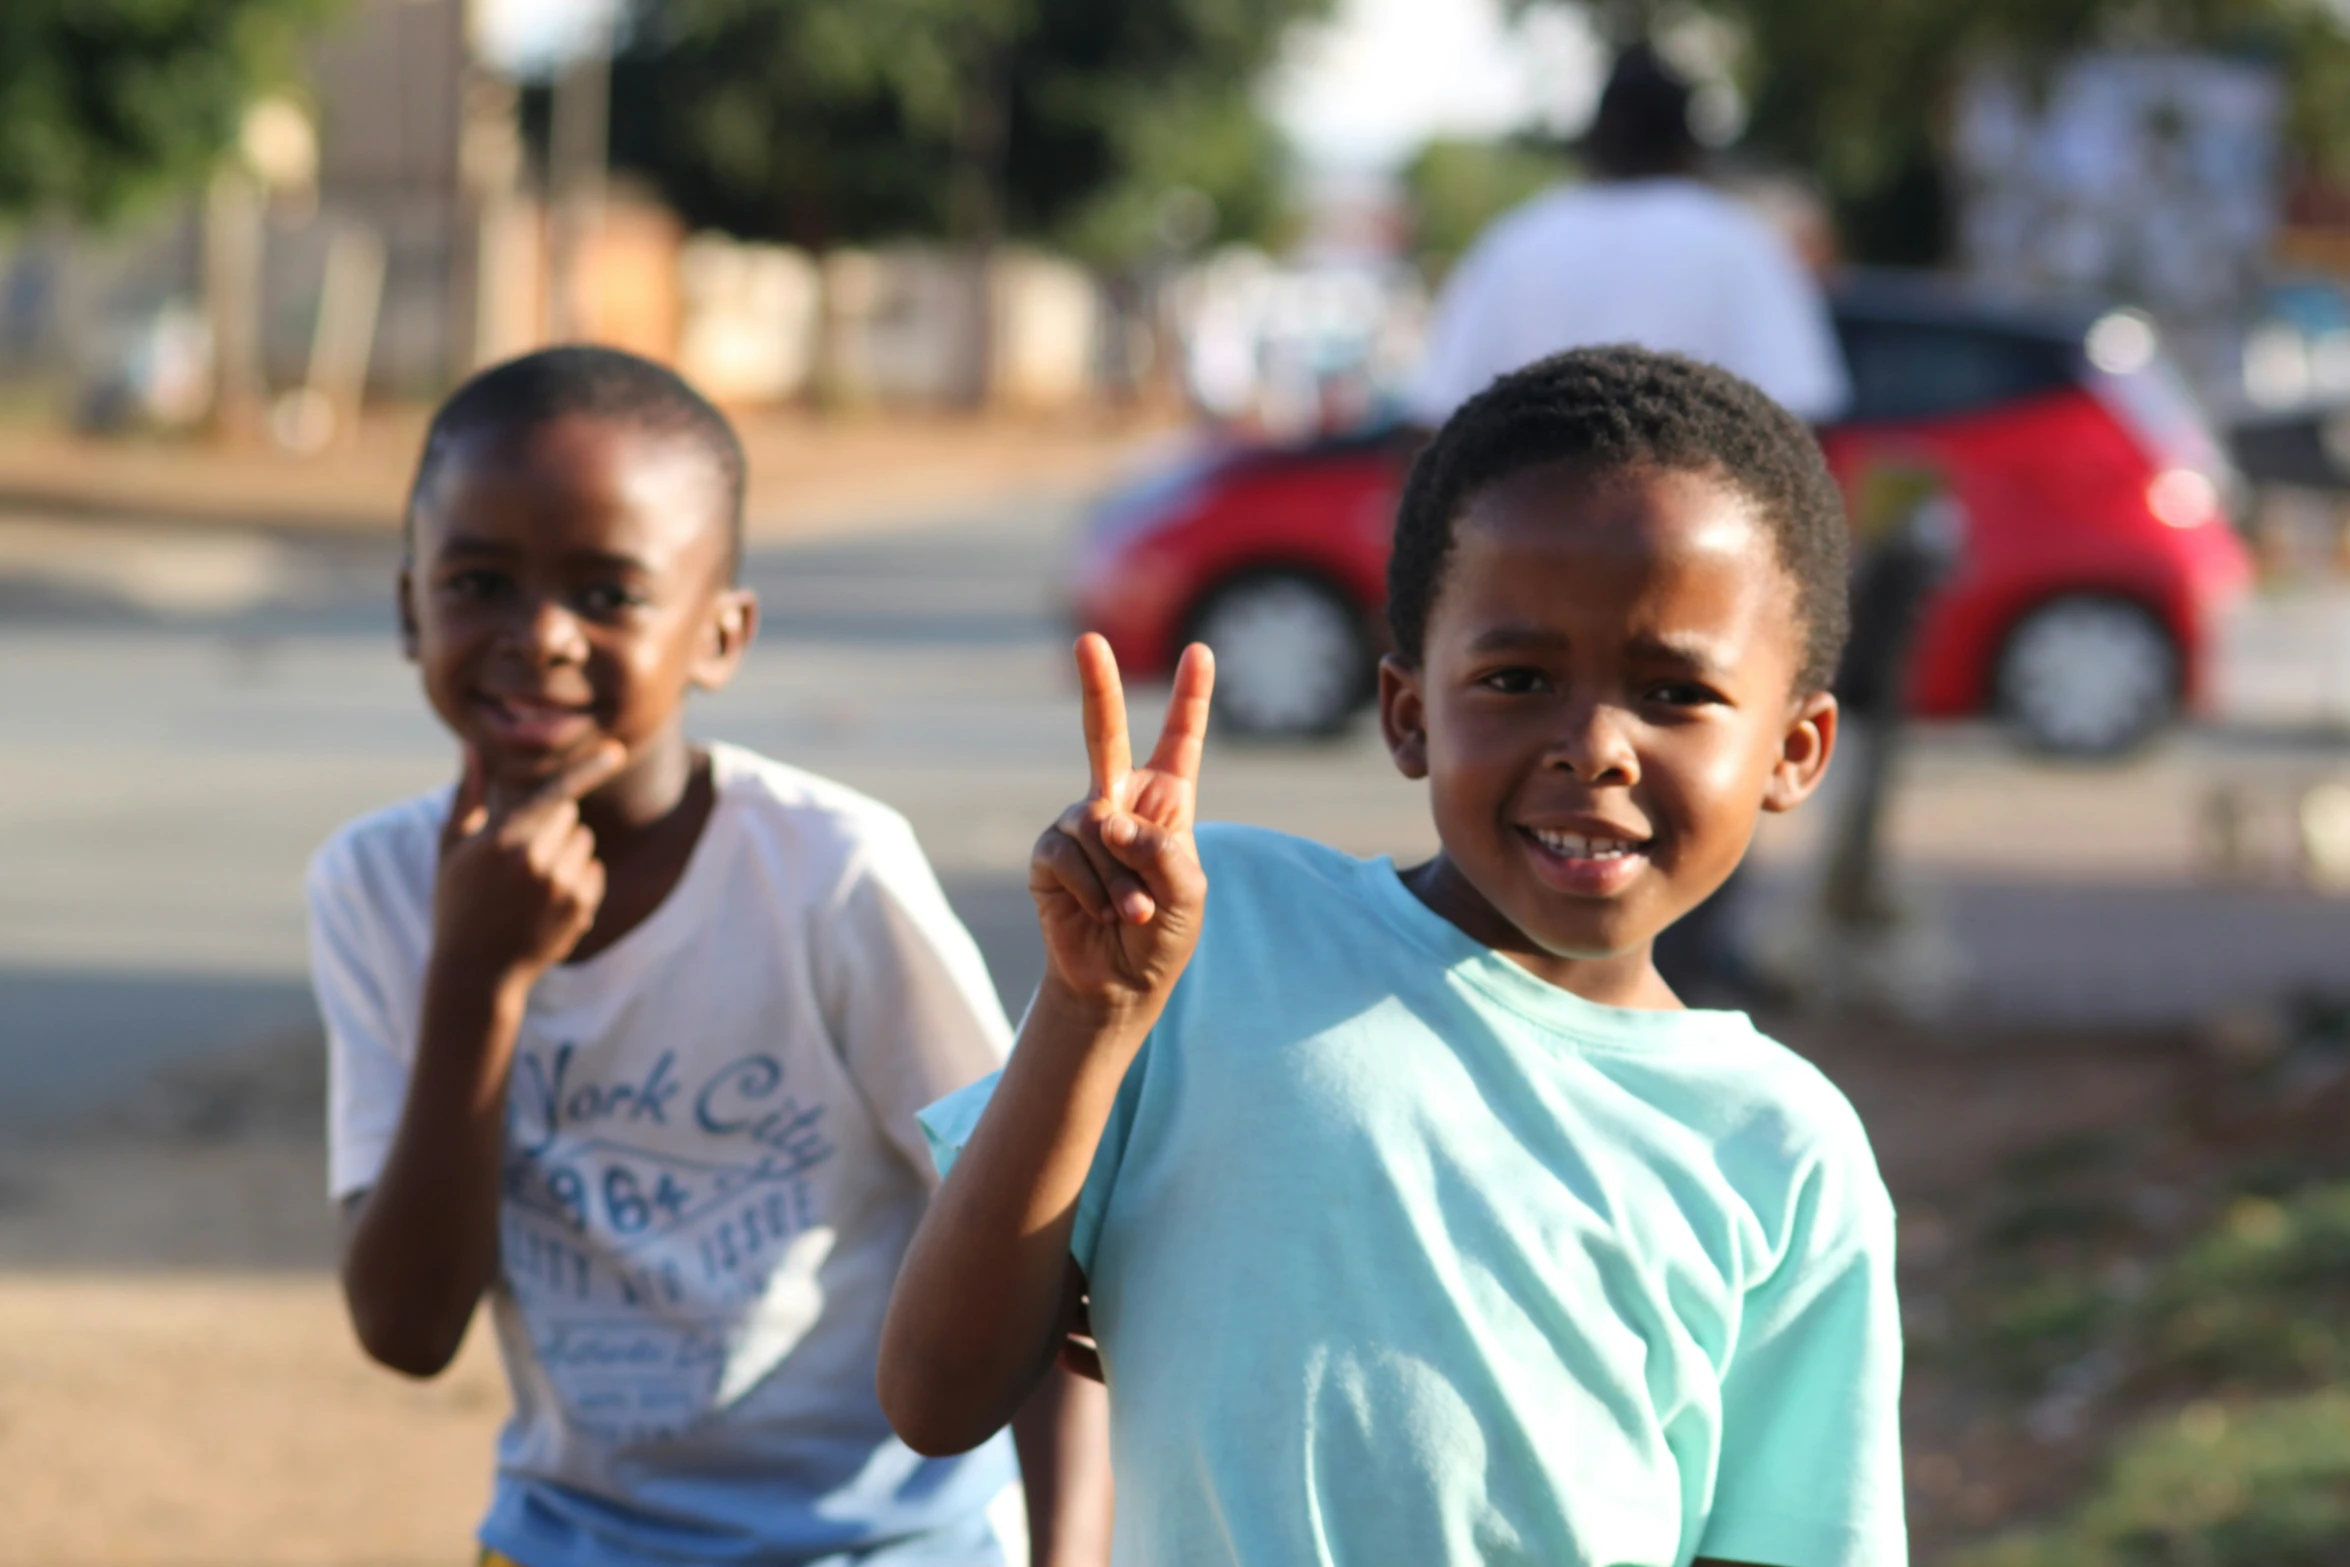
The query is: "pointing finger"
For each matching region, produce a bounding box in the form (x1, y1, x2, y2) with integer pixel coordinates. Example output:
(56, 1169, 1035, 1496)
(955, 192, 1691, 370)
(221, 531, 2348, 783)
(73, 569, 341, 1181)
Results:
(442, 745, 490, 851)
(508, 741, 628, 823)
(551, 819, 599, 885)
(1144, 642, 1215, 786)
(1075, 634, 1132, 801)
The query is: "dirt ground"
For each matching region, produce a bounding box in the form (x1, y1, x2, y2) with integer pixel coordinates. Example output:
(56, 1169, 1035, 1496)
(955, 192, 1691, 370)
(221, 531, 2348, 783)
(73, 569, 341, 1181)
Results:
(0, 1013, 2209, 1566)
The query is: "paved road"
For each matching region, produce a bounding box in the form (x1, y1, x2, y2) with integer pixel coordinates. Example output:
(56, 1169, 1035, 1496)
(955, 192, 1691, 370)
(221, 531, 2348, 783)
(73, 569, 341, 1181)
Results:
(7, 501, 2350, 1123)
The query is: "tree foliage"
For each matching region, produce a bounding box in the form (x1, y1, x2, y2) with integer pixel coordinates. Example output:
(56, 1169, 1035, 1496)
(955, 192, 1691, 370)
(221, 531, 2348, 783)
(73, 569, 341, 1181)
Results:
(1520, 0, 2350, 263)
(602, 0, 1330, 260)
(1400, 136, 1571, 281)
(0, 0, 332, 223)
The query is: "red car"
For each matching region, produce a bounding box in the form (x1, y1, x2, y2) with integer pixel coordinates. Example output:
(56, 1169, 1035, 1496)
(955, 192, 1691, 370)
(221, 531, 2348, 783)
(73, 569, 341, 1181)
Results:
(1073, 273, 2252, 756)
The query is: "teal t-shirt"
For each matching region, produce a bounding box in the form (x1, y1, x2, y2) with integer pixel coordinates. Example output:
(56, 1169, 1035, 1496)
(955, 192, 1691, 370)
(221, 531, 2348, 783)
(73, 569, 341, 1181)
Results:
(921, 825, 1906, 1567)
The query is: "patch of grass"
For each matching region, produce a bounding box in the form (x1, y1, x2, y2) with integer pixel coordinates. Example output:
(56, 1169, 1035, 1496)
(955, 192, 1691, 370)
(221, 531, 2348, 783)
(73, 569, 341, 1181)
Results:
(1976, 1274, 2115, 1390)
(1949, 1391, 2350, 1567)
(2144, 1187, 2350, 1386)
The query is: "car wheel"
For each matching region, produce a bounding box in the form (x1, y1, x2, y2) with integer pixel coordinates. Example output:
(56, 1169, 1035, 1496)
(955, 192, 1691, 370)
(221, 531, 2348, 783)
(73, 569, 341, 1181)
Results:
(1189, 573, 1372, 737)
(1995, 595, 2179, 757)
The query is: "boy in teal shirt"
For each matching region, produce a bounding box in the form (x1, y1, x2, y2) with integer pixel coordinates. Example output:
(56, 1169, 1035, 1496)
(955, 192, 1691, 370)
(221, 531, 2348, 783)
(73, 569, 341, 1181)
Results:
(879, 348, 1905, 1565)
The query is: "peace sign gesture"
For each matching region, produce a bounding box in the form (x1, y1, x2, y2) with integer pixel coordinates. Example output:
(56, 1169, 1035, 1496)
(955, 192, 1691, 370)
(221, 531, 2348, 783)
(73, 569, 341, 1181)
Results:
(1029, 634, 1215, 1012)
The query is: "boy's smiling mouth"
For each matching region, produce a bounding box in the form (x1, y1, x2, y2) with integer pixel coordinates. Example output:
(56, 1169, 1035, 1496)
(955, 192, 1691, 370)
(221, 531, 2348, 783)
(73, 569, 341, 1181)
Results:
(1516, 819, 1653, 896)
(474, 691, 599, 751)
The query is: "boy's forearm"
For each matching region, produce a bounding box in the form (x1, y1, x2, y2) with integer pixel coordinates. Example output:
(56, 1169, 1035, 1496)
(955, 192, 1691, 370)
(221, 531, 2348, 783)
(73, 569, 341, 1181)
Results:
(1011, 1362, 1114, 1567)
(879, 983, 1151, 1455)
(339, 957, 526, 1377)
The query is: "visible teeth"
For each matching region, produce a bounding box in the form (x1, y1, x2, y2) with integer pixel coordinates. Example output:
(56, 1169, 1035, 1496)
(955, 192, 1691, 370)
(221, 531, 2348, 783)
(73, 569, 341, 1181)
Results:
(1528, 827, 1640, 859)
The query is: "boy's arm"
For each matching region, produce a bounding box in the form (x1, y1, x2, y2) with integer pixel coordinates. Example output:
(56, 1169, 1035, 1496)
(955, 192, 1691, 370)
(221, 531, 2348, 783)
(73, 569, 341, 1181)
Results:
(339, 744, 623, 1377)
(1012, 1352, 1114, 1567)
(878, 637, 1212, 1458)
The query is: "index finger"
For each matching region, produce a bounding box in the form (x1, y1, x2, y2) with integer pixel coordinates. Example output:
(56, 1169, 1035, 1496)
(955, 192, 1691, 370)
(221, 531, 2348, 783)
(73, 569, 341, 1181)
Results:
(442, 745, 490, 849)
(455, 745, 488, 816)
(1074, 633, 1132, 800)
(1144, 642, 1215, 784)
(498, 741, 628, 823)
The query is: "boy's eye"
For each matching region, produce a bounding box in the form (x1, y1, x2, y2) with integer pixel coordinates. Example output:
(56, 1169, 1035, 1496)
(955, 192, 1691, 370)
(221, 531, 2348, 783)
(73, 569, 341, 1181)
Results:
(577, 582, 648, 616)
(1478, 667, 1550, 695)
(1646, 680, 1725, 708)
(440, 568, 511, 602)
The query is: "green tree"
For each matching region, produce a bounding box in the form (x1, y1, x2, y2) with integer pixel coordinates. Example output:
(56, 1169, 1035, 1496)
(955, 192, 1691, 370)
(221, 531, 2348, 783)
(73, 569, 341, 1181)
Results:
(0, 0, 333, 223)
(1516, 0, 2350, 264)
(601, 0, 1332, 261)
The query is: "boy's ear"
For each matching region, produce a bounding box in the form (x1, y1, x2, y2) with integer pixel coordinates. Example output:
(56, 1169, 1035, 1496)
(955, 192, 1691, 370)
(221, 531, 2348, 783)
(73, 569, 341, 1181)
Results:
(1762, 689, 1839, 813)
(1379, 654, 1430, 780)
(691, 588, 759, 691)
(396, 565, 420, 662)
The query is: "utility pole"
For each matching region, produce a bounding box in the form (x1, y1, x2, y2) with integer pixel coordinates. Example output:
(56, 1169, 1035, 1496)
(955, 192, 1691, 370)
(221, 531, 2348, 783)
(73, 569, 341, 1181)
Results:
(948, 10, 1011, 409)
(547, 7, 616, 344)
(453, 0, 525, 380)
(205, 162, 267, 440)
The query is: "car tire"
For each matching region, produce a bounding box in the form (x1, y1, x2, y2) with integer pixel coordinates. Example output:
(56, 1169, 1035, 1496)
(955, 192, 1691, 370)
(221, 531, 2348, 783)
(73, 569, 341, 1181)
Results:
(1994, 595, 2180, 757)
(1187, 572, 1373, 738)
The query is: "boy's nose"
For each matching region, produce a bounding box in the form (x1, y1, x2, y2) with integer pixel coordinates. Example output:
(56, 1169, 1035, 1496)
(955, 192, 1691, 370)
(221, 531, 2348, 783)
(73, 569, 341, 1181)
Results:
(504, 595, 589, 664)
(1547, 700, 1640, 786)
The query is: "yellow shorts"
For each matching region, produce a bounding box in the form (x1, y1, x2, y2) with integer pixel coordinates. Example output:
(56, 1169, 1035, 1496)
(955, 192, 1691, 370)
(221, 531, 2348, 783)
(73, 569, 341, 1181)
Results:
(479, 1553, 526, 1567)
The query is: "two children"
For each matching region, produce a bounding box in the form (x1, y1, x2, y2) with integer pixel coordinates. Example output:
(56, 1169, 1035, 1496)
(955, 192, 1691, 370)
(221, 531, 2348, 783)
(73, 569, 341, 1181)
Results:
(315, 341, 1903, 1567)
(881, 348, 1905, 1565)
(307, 349, 1108, 1567)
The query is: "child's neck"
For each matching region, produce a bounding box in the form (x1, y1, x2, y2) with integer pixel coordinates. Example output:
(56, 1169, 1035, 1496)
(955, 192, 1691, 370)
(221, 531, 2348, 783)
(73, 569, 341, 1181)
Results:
(1400, 855, 1684, 1012)
(564, 730, 713, 965)
(580, 727, 699, 848)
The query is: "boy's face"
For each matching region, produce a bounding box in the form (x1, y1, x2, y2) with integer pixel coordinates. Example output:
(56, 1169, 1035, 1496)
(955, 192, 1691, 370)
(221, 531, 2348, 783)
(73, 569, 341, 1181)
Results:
(1380, 462, 1835, 998)
(400, 413, 755, 792)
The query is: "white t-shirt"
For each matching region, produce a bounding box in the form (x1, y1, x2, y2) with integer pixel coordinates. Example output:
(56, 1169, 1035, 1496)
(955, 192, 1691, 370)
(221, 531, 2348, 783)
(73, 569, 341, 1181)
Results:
(308, 742, 1017, 1567)
(1407, 178, 1850, 425)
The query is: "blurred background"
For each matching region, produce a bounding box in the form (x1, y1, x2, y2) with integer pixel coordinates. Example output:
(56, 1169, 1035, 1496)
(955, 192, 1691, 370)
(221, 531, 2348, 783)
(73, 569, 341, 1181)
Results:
(5, 0, 2350, 1562)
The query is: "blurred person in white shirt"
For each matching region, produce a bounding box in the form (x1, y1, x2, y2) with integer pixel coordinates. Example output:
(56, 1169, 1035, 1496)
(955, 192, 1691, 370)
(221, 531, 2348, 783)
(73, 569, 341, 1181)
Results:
(1406, 44, 1848, 428)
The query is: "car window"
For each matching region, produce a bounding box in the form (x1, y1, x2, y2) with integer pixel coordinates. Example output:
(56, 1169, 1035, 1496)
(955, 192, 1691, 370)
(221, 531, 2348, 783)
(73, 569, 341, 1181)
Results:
(1836, 318, 2077, 423)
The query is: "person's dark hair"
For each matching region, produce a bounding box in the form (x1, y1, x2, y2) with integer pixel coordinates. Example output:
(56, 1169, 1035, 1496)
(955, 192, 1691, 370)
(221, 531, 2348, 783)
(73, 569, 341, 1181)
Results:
(406, 345, 747, 573)
(1388, 345, 1849, 692)
(1588, 43, 1696, 179)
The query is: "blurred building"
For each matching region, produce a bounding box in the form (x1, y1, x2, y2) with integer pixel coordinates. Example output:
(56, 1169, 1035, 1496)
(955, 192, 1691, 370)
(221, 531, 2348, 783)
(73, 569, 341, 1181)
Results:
(302, 0, 472, 392)
(0, 0, 1126, 424)
(1954, 52, 2283, 412)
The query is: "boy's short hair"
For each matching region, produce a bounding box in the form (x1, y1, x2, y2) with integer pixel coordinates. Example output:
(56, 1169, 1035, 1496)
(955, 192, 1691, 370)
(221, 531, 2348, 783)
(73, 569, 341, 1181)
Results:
(407, 345, 747, 575)
(1388, 346, 1850, 693)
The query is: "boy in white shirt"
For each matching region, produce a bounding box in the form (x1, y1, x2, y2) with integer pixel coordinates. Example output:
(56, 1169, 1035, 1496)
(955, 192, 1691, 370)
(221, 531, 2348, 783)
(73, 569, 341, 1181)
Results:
(308, 346, 1108, 1567)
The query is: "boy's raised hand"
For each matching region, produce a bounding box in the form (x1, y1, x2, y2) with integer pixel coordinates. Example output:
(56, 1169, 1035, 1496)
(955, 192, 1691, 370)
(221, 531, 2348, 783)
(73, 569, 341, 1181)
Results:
(434, 741, 629, 990)
(1030, 635, 1214, 1015)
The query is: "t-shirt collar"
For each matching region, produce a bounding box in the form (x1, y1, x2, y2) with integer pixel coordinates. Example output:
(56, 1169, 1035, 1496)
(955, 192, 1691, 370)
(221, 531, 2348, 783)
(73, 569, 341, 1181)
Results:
(1356, 852, 1754, 1050)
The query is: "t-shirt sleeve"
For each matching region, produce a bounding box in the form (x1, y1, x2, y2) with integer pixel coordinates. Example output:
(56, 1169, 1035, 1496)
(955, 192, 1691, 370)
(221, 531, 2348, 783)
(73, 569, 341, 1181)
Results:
(815, 813, 1015, 1187)
(307, 843, 411, 1203)
(1699, 1120, 1907, 1567)
(915, 1037, 1146, 1278)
